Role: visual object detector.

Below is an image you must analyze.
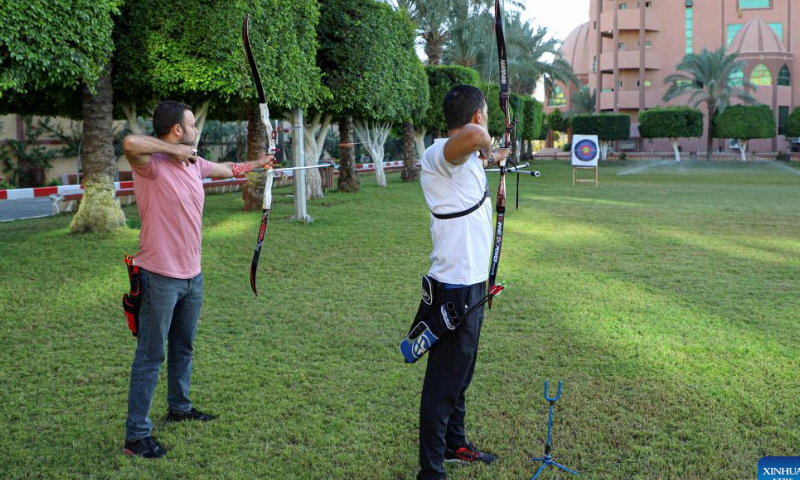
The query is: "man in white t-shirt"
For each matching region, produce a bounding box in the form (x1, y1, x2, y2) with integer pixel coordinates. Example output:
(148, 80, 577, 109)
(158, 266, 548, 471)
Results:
(415, 85, 509, 480)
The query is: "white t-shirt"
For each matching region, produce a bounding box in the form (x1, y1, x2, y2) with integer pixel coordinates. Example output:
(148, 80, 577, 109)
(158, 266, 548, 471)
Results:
(420, 138, 493, 285)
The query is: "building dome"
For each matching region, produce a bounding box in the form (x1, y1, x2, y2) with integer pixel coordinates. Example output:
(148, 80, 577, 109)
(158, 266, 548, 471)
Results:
(559, 22, 591, 76)
(727, 17, 787, 55)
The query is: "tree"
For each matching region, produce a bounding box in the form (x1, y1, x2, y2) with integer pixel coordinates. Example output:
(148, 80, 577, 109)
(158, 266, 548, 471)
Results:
(0, 0, 125, 233)
(423, 65, 481, 143)
(546, 109, 569, 136)
(785, 108, 800, 140)
(567, 85, 596, 117)
(386, 0, 523, 67)
(570, 114, 631, 160)
(508, 92, 525, 161)
(319, 0, 428, 190)
(520, 96, 543, 158)
(663, 47, 757, 161)
(638, 106, 703, 162)
(444, 6, 576, 98)
(386, 2, 425, 183)
(713, 104, 775, 162)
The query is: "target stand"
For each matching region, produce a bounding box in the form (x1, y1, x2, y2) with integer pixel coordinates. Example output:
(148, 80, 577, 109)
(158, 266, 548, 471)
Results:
(572, 166, 597, 186)
(571, 135, 599, 186)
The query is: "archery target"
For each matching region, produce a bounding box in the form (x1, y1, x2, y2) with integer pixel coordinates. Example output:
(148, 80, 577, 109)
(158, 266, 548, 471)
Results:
(571, 135, 599, 167)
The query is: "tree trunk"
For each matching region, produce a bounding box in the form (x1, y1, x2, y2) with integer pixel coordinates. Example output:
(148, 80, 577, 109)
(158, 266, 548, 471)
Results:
(242, 103, 268, 212)
(413, 127, 427, 162)
(302, 112, 331, 200)
(599, 140, 610, 161)
(70, 63, 125, 234)
(739, 140, 747, 162)
(510, 133, 519, 164)
(193, 99, 211, 148)
(337, 116, 360, 192)
(353, 120, 389, 187)
(706, 105, 715, 162)
(424, 33, 444, 66)
(401, 121, 418, 182)
(671, 139, 681, 162)
(121, 104, 143, 135)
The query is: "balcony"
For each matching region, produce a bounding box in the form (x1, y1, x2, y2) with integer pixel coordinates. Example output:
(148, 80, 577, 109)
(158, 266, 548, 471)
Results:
(599, 89, 663, 111)
(599, 50, 660, 72)
(599, 8, 660, 36)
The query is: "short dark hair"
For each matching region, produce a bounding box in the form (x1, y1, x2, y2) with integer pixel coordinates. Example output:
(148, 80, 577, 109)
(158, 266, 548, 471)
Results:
(443, 85, 487, 130)
(152, 101, 192, 137)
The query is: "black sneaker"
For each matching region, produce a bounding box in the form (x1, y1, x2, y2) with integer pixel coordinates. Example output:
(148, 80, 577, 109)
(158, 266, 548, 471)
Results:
(444, 442, 497, 464)
(165, 407, 216, 424)
(123, 436, 166, 458)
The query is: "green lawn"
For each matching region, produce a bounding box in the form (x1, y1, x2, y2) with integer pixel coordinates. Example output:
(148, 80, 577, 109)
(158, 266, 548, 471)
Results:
(1, 161, 799, 479)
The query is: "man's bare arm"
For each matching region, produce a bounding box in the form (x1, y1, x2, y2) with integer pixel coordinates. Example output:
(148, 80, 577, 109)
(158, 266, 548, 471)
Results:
(122, 135, 198, 167)
(442, 124, 493, 166)
(206, 153, 279, 179)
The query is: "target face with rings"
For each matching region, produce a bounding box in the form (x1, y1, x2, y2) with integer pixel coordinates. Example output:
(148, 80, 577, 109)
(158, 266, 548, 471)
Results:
(574, 139, 598, 162)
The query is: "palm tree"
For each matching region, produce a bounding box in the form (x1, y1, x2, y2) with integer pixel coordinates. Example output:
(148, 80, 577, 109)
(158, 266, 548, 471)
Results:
(663, 47, 757, 161)
(454, 10, 576, 97)
(567, 84, 596, 117)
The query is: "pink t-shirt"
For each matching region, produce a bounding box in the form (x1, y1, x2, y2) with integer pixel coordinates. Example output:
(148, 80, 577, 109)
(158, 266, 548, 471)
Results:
(131, 153, 215, 279)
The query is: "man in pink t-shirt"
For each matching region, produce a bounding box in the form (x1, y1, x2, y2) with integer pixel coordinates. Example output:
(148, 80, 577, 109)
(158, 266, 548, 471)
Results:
(121, 100, 276, 458)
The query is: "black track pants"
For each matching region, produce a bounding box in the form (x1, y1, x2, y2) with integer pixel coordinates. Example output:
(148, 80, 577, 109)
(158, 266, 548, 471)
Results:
(417, 282, 485, 480)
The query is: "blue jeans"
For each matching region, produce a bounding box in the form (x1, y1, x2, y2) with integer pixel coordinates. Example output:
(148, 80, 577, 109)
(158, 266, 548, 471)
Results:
(126, 269, 204, 441)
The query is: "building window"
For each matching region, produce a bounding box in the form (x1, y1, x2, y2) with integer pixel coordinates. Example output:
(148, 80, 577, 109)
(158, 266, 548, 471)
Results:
(618, 81, 623, 88)
(779, 106, 789, 135)
(729, 68, 744, 87)
(685, 7, 693, 54)
(637, 40, 653, 48)
(636, 80, 652, 87)
(602, 88, 614, 93)
(778, 65, 791, 86)
(750, 64, 772, 86)
(619, 3, 627, 9)
(549, 86, 566, 107)
(739, 0, 770, 8)
(645, 1, 652, 7)
(619, 42, 626, 50)
(592, 55, 597, 73)
(727, 24, 742, 47)
(769, 23, 783, 40)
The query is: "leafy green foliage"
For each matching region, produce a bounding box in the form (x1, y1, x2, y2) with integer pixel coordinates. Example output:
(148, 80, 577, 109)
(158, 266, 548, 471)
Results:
(483, 83, 506, 139)
(567, 85, 596, 117)
(422, 65, 480, 131)
(115, 0, 324, 117)
(546, 108, 569, 134)
(638, 106, 704, 140)
(521, 96, 543, 141)
(663, 47, 758, 159)
(713, 105, 775, 141)
(536, 116, 549, 140)
(0, 0, 119, 95)
(571, 113, 631, 141)
(509, 92, 524, 142)
(318, 0, 427, 121)
(784, 108, 800, 138)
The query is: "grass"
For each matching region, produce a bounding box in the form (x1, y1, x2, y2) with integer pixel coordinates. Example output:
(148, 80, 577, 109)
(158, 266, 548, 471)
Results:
(1, 160, 799, 479)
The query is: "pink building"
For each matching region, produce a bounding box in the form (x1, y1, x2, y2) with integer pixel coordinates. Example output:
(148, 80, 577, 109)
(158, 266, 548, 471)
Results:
(547, 0, 798, 154)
